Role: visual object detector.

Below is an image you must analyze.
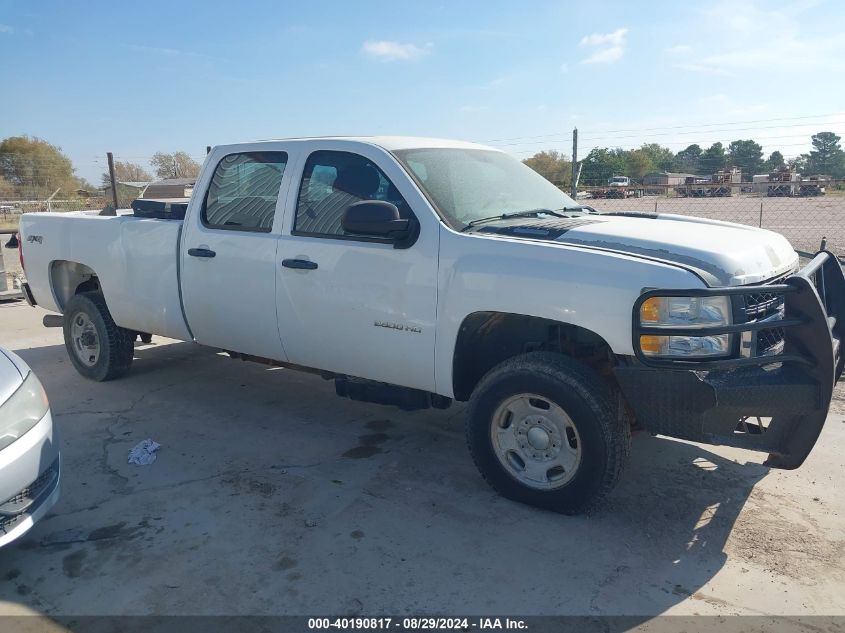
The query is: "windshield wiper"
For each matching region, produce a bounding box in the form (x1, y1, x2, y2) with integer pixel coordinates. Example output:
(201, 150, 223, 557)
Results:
(460, 207, 578, 232)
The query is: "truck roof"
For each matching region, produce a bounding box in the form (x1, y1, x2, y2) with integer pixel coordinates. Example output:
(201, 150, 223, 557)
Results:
(225, 136, 499, 153)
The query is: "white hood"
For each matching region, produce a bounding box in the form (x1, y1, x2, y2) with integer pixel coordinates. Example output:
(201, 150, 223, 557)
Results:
(557, 213, 799, 286)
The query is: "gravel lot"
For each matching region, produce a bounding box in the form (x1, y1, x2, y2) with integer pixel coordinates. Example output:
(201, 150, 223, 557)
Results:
(0, 300, 844, 621)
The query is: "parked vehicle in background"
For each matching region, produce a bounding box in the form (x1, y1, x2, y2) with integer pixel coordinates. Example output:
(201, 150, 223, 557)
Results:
(675, 168, 742, 198)
(751, 169, 828, 197)
(591, 175, 642, 199)
(16, 136, 845, 514)
(0, 347, 60, 547)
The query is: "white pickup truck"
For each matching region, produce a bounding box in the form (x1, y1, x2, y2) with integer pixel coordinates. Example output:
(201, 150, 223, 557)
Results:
(17, 137, 845, 514)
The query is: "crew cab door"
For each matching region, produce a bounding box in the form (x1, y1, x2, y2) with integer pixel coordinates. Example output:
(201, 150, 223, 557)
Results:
(275, 146, 438, 391)
(181, 149, 292, 360)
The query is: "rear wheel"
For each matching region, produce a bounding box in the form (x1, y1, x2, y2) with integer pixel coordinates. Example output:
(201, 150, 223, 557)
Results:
(466, 352, 629, 514)
(63, 292, 135, 381)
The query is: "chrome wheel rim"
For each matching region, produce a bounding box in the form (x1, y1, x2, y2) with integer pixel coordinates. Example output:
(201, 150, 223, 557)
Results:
(490, 393, 582, 490)
(70, 312, 100, 367)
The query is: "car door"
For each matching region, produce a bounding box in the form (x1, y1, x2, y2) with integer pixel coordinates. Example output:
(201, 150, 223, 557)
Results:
(181, 148, 292, 360)
(275, 145, 438, 392)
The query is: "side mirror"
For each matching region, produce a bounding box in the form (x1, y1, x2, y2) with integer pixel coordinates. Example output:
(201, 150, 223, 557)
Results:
(342, 200, 410, 240)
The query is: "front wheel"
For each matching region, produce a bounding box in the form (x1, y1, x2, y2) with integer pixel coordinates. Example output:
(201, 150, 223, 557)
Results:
(466, 352, 629, 514)
(63, 292, 135, 381)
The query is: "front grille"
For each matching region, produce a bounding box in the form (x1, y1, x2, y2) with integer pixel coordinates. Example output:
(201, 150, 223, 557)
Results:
(758, 326, 785, 356)
(0, 458, 59, 518)
(744, 290, 783, 319)
(741, 274, 789, 358)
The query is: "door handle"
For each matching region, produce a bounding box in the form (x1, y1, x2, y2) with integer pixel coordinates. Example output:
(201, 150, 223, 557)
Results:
(188, 247, 216, 258)
(282, 258, 318, 270)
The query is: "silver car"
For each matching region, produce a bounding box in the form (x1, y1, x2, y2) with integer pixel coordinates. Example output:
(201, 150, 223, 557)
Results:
(0, 347, 60, 547)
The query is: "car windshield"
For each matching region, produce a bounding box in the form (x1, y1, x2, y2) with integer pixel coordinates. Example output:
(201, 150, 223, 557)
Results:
(392, 148, 581, 230)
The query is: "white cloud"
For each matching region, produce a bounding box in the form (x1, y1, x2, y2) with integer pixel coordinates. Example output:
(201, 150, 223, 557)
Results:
(481, 75, 509, 90)
(579, 27, 627, 64)
(579, 27, 627, 47)
(361, 40, 431, 62)
(582, 47, 624, 64)
(665, 44, 691, 54)
(685, 0, 845, 72)
(0, 24, 14, 34)
(124, 43, 223, 62)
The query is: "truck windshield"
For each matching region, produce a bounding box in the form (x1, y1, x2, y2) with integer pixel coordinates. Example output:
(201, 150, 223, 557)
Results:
(392, 148, 580, 231)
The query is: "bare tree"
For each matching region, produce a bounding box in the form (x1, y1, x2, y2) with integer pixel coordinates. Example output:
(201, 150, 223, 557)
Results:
(150, 151, 201, 179)
(100, 160, 152, 187)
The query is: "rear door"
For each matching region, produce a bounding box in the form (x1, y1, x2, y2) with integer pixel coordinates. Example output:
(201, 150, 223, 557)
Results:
(181, 148, 293, 360)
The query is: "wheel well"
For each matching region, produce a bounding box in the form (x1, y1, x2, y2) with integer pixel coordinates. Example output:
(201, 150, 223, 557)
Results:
(49, 260, 100, 311)
(452, 312, 617, 402)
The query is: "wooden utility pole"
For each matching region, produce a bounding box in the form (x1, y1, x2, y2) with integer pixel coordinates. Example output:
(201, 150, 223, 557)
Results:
(106, 152, 119, 215)
(570, 128, 578, 198)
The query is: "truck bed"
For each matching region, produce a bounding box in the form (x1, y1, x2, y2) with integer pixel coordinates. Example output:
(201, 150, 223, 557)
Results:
(19, 211, 192, 341)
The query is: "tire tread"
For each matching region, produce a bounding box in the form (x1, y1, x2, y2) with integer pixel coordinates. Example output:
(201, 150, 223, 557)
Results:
(63, 291, 134, 381)
(466, 352, 629, 514)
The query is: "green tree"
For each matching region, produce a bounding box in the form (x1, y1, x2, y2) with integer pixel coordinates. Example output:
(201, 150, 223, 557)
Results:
(788, 155, 808, 173)
(763, 150, 785, 172)
(674, 144, 702, 174)
(806, 132, 844, 177)
(698, 142, 727, 175)
(579, 148, 628, 186)
(0, 135, 84, 198)
(727, 140, 763, 181)
(101, 160, 153, 187)
(522, 150, 571, 186)
(625, 149, 656, 180)
(637, 143, 675, 171)
(150, 151, 201, 179)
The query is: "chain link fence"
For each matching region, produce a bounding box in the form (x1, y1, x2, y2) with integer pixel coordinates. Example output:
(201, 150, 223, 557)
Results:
(578, 179, 845, 258)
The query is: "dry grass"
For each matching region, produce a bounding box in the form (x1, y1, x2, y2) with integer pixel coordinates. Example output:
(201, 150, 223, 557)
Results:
(0, 217, 19, 231)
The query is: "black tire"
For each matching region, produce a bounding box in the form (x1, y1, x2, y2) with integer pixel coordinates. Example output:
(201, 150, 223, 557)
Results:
(466, 352, 630, 515)
(63, 292, 135, 381)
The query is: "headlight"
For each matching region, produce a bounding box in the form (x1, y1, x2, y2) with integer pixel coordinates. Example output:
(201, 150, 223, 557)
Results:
(639, 295, 733, 358)
(0, 371, 50, 451)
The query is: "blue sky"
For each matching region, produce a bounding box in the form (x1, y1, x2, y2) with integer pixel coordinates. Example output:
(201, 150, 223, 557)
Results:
(1, 0, 844, 183)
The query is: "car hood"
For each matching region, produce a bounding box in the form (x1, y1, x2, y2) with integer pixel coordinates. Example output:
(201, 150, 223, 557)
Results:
(559, 213, 798, 285)
(474, 212, 799, 286)
(0, 348, 25, 406)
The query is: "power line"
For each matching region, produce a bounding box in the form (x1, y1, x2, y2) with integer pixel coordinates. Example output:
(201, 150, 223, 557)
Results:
(491, 124, 845, 149)
(481, 112, 844, 144)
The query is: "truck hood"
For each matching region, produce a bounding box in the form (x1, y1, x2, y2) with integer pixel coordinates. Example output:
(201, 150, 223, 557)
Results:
(476, 213, 799, 286)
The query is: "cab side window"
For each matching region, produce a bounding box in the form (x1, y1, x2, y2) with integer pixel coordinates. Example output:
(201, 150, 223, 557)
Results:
(294, 150, 409, 238)
(202, 151, 288, 232)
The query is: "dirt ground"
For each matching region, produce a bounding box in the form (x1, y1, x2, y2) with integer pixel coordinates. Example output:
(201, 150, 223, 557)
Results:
(0, 300, 843, 621)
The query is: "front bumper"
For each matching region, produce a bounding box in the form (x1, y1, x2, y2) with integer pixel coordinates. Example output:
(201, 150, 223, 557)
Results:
(0, 410, 61, 547)
(615, 251, 845, 469)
